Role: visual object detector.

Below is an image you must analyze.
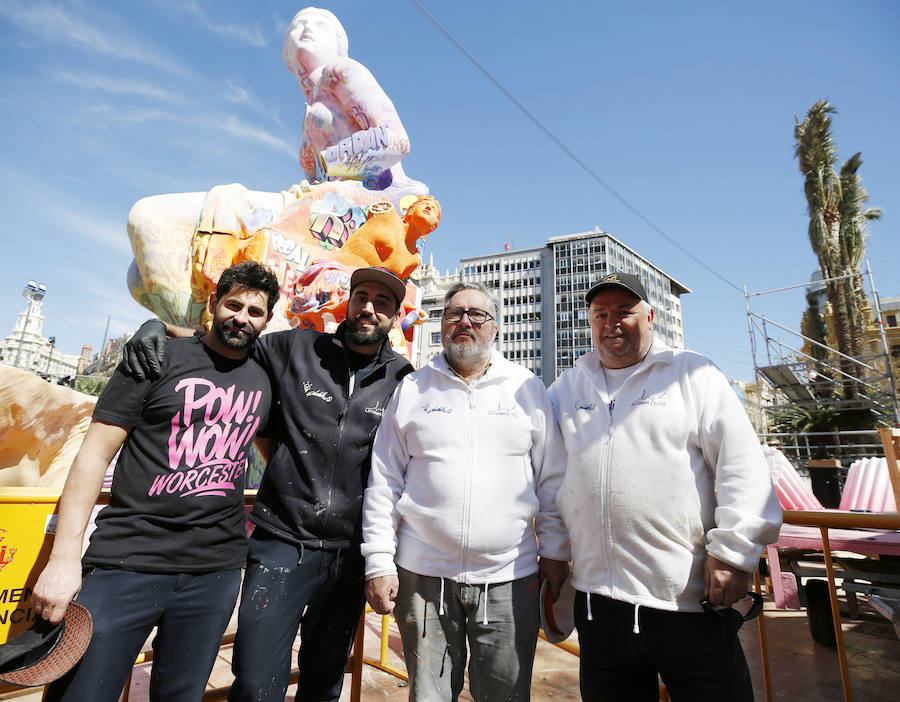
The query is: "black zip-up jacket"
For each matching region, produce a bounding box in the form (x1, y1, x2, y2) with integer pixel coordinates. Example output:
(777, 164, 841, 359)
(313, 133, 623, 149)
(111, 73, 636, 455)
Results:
(249, 323, 413, 549)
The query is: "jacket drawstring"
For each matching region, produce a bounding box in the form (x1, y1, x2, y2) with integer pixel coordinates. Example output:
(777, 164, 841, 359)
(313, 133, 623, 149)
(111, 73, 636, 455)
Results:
(296, 542, 304, 566)
(586, 592, 593, 621)
(632, 603, 641, 634)
(438, 577, 445, 616)
(482, 582, 489, 625)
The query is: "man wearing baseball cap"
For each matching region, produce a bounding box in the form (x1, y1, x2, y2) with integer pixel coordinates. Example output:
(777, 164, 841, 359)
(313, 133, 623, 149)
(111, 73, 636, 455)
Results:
(122, 266, 413, 702)
(549, 271, 781, 700)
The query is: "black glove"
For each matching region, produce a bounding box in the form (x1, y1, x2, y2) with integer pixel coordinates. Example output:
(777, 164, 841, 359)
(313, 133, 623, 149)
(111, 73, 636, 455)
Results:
(123, 319, 167, 380)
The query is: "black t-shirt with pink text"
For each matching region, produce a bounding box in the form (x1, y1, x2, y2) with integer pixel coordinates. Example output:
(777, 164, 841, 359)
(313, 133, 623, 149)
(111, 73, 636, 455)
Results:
(84, 336, 271, 572)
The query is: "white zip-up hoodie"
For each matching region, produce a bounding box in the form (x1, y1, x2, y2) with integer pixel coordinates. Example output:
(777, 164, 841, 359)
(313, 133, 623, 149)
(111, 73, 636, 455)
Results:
(361, 349, 570, 583)
(549, 341, 782, 612)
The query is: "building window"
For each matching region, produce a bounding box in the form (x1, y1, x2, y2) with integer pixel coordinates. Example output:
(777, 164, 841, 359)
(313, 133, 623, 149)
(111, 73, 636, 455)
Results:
(887, 314, 898, 327)
(431, 332, 441, 344)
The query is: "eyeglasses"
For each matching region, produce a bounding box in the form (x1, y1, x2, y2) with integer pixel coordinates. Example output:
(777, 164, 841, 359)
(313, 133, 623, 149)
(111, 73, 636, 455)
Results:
(700, 592, 764, 630)
(442, 307, 493, 324)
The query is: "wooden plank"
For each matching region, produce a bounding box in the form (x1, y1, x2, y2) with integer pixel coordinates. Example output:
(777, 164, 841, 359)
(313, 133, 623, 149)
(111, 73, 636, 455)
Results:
(878, 427, 900, 513)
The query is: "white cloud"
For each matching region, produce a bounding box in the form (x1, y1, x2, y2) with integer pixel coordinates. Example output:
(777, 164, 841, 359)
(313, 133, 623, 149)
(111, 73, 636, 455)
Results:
(53, 172, 94, 186)
(177, 0, 267, 48)
(224, 78, 251, 104)
(85, 102, 179, 125)
(55, 208, 132, 255)
(55, 71, 183, 104)
(80, 102, 293, 156)
(218, 116, 292, 155)
(272, 11, 289, 41)
(0, 0, 186, 73)
(223, 78, 283, 125)
(0, 167, 129, 254)
(80, 278, 149, 329)
(63, 272, 152, 342)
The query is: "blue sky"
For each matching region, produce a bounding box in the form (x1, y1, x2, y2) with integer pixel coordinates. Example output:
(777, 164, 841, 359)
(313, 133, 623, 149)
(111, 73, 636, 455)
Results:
(0, 0, 897, 381)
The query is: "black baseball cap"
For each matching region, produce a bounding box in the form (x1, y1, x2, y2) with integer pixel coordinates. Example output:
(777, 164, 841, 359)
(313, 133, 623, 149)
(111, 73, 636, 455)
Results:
(349, 267, 407, 307)
(0, 602, 93, 687)
(584, 272, 648, 304)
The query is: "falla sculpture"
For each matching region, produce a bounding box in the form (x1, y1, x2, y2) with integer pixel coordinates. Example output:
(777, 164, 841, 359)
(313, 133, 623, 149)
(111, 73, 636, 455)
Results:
(126, 6, 439, 353)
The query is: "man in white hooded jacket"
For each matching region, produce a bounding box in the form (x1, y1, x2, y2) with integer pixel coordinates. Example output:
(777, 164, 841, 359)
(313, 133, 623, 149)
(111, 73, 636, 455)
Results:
(361, 282, 569, 702)
(549, 272, 781, 701)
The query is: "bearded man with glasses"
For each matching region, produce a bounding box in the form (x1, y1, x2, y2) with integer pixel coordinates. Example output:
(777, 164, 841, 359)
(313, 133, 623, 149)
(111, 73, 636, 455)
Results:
(361, 281, 569, 702)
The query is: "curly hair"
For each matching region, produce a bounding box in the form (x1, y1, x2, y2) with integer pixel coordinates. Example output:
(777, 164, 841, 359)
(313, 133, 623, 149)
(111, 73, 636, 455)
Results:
(216, 261, 280, 314)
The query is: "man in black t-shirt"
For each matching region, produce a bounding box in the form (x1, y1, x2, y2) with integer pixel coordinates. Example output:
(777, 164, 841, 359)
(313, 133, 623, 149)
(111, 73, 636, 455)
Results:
(32, 261, 280, 702)
(123, 266, 414, 702)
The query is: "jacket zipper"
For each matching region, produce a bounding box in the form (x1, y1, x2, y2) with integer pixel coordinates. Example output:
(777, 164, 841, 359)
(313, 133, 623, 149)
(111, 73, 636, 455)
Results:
(320, 355, 386, 542)
(460, 383, 476, 583)
(601, 372, 616, 592)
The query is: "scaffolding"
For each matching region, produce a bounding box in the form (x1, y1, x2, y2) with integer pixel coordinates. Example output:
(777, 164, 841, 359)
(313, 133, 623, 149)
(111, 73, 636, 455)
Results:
(745, 262, 899, 463)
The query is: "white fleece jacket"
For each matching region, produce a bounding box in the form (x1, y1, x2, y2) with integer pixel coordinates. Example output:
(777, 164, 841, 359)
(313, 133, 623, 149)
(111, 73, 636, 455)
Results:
(549, 341, 782, 612)
(361, 349, 570, 583)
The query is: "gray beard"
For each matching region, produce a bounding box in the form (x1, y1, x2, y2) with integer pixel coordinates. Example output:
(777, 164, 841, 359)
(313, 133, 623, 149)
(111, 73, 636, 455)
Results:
(445, 339, 491, 368)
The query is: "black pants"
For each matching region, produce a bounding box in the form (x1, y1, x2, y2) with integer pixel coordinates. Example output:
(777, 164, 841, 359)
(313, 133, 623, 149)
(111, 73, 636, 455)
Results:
(44, 568, 241, 702)
(576, 592, 753, 702)
(228, 530, 366, 702)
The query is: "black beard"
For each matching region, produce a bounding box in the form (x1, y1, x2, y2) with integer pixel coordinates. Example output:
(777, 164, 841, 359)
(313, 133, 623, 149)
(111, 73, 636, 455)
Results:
(213, 318, 257, 350)
(345, 316, 390, 346)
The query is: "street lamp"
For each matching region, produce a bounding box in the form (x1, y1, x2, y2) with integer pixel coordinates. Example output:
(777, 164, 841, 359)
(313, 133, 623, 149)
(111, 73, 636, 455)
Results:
(13, 281, 46, 369)
(45, 336, 56, 378)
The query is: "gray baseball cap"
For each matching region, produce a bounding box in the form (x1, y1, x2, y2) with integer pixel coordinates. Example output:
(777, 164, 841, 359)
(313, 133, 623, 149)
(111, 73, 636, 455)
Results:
(349, 266, 406, 307)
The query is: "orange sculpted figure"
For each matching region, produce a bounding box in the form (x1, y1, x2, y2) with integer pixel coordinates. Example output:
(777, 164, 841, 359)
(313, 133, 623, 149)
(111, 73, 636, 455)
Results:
(330, 195, 441, 280)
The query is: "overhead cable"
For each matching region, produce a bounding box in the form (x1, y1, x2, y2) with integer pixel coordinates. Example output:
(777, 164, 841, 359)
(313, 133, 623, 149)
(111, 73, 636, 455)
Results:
(410, 0, 743, 293)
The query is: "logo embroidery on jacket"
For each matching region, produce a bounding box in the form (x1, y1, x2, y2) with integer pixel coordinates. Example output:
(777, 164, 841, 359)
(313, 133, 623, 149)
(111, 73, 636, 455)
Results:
(487, 403, 520, 417)
(365, 401, 385, 417)
(422, 402, 452, 414)
(630, 389, 669, 407)
(575, 398, 597, 411)
(303, 380, 334, 403)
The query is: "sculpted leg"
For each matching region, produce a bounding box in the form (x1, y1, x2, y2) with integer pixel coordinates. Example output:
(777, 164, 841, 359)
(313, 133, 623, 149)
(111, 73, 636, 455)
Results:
(127, 192, 207, 326)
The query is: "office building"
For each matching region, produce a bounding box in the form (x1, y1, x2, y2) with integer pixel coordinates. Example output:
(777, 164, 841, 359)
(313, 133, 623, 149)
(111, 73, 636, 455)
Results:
(454, 228, 689, 382)
(547, 229, 688, 377)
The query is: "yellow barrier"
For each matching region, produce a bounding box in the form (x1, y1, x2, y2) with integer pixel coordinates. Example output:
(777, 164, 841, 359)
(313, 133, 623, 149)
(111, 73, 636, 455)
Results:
(0, 490, 265, 701)
(0, 489, 71, 645)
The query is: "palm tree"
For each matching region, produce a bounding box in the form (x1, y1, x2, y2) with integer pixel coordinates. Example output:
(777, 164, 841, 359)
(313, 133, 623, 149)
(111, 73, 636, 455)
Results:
(794, 101, 857, 394)
(838, 152, 882, 355)
(801, 289, 834, 399)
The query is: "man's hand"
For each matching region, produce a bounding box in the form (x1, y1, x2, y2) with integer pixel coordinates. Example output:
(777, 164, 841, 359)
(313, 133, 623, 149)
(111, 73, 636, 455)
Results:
(123, 319, 167, 380)
(538, 558, 569, 603)
(704, 555, 750, 607)
(365, 575, 399, 615)
(31, 556, 83, 624)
